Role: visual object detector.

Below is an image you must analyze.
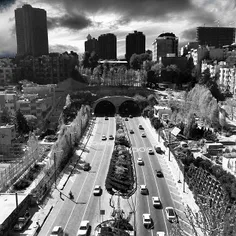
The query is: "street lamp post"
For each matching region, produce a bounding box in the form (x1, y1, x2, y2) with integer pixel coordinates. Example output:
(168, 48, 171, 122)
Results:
(168, 130, 171, 162)
(54, 153, 57, 187)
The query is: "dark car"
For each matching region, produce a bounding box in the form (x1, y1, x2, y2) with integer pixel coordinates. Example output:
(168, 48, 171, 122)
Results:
(105, 116, 109, 120)
(109, 135, 114, 140)
(83, 163, 90, 171)
(155, 169, 164, 177)
(125, 117, 129, 121)
(129, 115, 133, 118)
(155, 146, 165, 154)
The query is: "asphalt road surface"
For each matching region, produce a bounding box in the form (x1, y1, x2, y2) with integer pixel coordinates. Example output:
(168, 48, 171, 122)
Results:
(38, 116, 178, 236)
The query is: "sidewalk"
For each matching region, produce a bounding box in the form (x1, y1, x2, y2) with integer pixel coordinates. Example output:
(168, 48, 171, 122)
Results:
(24, 119, 97, 236)
(142, 117, 203, 236)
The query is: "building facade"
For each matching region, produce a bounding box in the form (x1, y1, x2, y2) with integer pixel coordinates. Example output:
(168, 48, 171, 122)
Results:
(125, 31, 146, 62)
(15, 4, 49, 57)
(152, 32, 178, 62)
(85, 34, 98, 54)
(98, 33, 117, 60)
(196, 27, 235, 48)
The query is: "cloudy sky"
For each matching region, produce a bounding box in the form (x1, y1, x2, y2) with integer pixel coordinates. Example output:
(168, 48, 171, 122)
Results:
(0, 0, 236, 58)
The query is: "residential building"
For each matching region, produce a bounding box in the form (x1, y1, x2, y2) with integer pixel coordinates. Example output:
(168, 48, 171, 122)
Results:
(0, 124, 16, 145)
(180, 41, 199, 56)
(196, 27, 235, 48)
(222, 153, 236, 177)
(85, 34, 98, 54)
(125, 31, 146, 62)
(15, 4, 49, 57)
(14, 52, 78, 84)
(152, 32, 178, 62)
(154, 105, 172, 121)
(0, 91, 17, 116)
(98, 33, 117, 60)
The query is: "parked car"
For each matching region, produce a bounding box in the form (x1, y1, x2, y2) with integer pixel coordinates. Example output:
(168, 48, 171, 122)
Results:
(137, 158, 144, 165)
(93, 185, 102, 196)
(105, 116, 109, 120)
(142, 213, 152, 226)
(152, 196, 161, 208)
(154, 146, 165, 154)
(14, 211, 31, 231)
(77, 220, 90, 236)
(102, 135, 107, 140)
(129, 115, 133, 118)
(165, 207, 177, 222)
(83, 163, 90, 171)
(109, 135, 114, 140)
(50, 226, 64, 236)
(125, 117, 129, 121)
(130, 129, 134, 134)
(155, 169, 164, 177)
(140, 185, 148, 194)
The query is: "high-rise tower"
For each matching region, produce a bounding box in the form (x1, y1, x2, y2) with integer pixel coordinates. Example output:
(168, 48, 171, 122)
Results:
(126, 31, 146, 62)
(98, 33, 117, 60)
(15, 4, 49, 57)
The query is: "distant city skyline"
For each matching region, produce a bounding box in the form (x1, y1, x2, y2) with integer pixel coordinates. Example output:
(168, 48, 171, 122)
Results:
(1, 0, 236, 57)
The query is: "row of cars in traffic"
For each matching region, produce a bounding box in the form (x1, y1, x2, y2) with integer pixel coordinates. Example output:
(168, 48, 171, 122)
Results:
(132, 122, 178, 235)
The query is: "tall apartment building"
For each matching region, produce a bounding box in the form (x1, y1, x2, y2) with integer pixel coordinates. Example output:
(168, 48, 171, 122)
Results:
(126, 31, 146, 62)
(197, 27, 235, 48)
(15, 4, 49, 57)
(85, 34, 98, 54)
(98, 33, 117, 60)
(152, 32, 178, 62)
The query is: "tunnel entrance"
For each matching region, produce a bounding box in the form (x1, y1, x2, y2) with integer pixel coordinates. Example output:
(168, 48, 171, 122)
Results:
(118, 100, 140, 117)
(94, 100, 116, 116)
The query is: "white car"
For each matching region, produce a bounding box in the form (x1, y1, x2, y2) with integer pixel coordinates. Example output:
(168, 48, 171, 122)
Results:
(137, 158, 144, 165)
(50, 226, 64, 236)
(152, 196, 161, 207)
(93, 185, 102, 196)
(77, 220, 90, 236)
(141, 133, 146, 138)
(156, 232, 165, 236)
(142, 213, 152, 226)
(140, 185, 148, 194)
(148, 148, 154, 155)
(102, 135, 107, 140)
(165, 207, 177, 222)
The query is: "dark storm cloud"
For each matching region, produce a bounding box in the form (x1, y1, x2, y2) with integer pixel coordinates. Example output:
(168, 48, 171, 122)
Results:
(42, 0, 194, 21)
(181, 28, 196, 41)
(47, 14, 92, 30)
(0, 0, 16, 10)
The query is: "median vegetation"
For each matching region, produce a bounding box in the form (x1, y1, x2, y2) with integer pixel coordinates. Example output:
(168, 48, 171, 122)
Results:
(105, 117, 135, 197)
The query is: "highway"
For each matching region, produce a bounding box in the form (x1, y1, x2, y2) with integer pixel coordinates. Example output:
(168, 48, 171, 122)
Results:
(125, 117, 174, 236)
(38, 116, 177, 236)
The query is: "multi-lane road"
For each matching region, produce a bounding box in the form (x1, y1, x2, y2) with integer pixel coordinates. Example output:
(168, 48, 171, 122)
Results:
(38, 116, 179, 236)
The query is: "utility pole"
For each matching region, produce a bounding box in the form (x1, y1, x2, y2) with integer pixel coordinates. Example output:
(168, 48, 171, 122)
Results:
(54, 153, 57, 187)
(168, 130, 171, 161)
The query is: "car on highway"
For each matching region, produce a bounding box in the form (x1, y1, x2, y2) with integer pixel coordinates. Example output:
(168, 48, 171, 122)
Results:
(141, 133, 146, 138)
(142, 213, 152, 226)
(140, 185, 148, 194)
(129, 115, 133, 118)
(77, 220, 90, 236)
(154, 145, 165, 154)
(102, 135, 107, 140)
(83, 162, 90, 171)
(105, 116, 109, 120)
(125, 117, 129, 121)
(139, 124, 144, 130)
(93, 185, 102, 196)
(155, 169, 164, 177)
(130, 129, 134, 134)
(156, 232, 166, 236)
(148, 148, 154, 155)
(165, 207, 177, 222)
(50, 226, 64, 236)
(137, 157, 144, 165)
(109, 135, 114, 140)
(152, 196, 161, 208)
